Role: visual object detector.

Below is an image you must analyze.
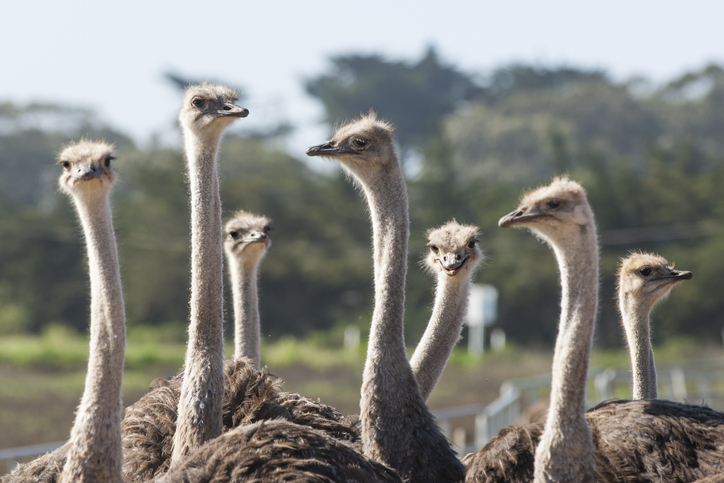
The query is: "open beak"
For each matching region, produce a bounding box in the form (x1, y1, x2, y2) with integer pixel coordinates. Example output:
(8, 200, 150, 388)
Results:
(438, 256, 470, 276)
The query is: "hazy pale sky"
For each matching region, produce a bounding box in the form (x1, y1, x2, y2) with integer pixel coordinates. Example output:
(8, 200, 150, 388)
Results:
(3, 0, 723, 155)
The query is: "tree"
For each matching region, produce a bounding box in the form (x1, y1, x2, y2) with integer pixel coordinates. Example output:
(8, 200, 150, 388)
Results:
(305, 46, 483, 152)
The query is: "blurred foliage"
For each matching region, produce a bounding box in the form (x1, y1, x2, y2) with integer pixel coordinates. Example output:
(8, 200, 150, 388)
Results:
(305, 46, 483, 153)
(3, 55, 724, 352)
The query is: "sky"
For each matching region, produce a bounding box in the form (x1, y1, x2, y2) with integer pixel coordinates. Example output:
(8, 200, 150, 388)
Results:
(3, 0, 723, 157)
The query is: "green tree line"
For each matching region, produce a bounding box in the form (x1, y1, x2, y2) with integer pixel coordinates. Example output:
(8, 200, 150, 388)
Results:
(2, 51, 724, 350)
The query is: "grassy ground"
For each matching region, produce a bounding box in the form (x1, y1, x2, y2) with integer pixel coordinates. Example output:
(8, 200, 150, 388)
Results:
(1, 326, 723, 461)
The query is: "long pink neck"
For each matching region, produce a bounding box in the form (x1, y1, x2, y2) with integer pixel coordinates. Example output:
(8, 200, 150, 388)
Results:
(61, 192, 125, 483)
(171, 133, 226, 465)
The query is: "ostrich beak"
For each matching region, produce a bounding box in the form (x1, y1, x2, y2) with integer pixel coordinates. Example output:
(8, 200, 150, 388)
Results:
(438, 256, 470, 276)
(659, 270, 693, 282)
(70, 167, 105, 181)
(243, 232, 269, 244)
(306, 142, 352, 157)
(499, 208, 548, 227)
(215, 104, 249, 118)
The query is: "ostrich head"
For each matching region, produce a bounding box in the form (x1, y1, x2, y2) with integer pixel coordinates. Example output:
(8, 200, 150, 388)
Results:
(224, 210, 272, 262)
(305, 111, 396, 180)
(57, 140, 116, 198)
(179, 82, 249, 139)
(618, 252, 692, 313)
(498, 176, 594, 245)
(424, 220, 482, 277)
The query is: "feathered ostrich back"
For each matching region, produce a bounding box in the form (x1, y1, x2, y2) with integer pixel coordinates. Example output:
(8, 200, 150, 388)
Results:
(464, 399, 724, 483)
(1, 443, 70, 483)
(121, 358, 360, 481)
(156, 419, 400, 483)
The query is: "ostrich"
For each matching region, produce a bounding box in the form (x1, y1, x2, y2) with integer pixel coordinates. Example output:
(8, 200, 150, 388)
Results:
(410, 220, 483, 401)
(617, 251, 692, 400)
(171, 82, 248, 466)
(464, 178, 724, 483)
(121, 87, 359, 481)
(497, 176, 598, 483)
(306, 112, 465, 483)
(223, 209, 272, 366)
(4, 141, 125, 482)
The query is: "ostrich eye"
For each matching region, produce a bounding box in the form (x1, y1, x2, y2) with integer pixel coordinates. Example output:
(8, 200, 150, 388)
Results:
(352, 138, 369, 149)
(546, 199, 562, 210)
(264, 225, 272, 233)
(467, 240, 476, 249)
(61, 161, 70, 169)
(104, 156, 114, 167)
(229, 230, 239, 239)
(639, 267, 653, 277)
(430, 246, 439, 254)
(192, 98, 205, 108)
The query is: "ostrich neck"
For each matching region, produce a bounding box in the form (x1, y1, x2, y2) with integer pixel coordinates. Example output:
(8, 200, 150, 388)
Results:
(410, 272, 471, 401)
(533, 222, 599, 483)
(620, 298, 657, 399)
(172, 133, 225, 465)
(229, 257, 261, 366)
(61, 193, 125, 483)
(358, 164, 464, 482)
(547, 226, 598, 425)
(362, 168, 409, 364)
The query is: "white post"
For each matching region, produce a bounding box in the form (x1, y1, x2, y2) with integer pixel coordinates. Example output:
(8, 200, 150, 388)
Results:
(465, 284, 498, 356)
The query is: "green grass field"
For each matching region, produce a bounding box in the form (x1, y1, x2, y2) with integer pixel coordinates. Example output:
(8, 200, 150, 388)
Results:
(1, 325, 722, 469)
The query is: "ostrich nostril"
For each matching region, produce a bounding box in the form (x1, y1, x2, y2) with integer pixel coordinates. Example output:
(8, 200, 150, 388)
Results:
(443, 256, 447, 262)
(456, 255, 461, 261)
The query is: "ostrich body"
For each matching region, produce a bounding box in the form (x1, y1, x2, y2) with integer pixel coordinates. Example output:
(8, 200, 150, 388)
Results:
(4, 142, 126, 482)
(172, 83, 248, 465)
(157, 420, 401, 483)
(410, 220, 482, 401)
(123, 183, 358, 477)
(223, 210, 272, 366)
(307, 113, 464, 483)
(617, 252, 692, 400)
(122, 358, 360, 481)
(464, 398, 724, 482)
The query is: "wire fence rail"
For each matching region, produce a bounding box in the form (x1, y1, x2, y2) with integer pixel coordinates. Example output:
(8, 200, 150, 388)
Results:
(433, 359, 724, 455)
(3, 360, 724, 473)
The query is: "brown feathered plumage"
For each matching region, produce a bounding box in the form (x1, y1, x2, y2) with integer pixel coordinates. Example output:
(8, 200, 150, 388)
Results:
(156, 419, 400, 483)
(122, 358, 360, 481)
(1, 443, 70, 483)
(464, 399, 724, 482)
